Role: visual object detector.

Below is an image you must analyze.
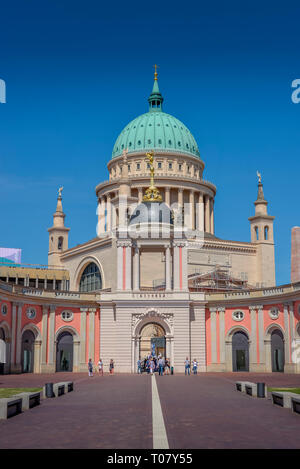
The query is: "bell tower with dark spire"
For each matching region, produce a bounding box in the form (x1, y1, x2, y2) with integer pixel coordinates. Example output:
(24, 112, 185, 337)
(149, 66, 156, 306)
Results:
(248, 173, 275, 287)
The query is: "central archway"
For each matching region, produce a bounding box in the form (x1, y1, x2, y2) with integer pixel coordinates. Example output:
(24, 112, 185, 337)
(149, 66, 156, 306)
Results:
(140, 323, 166, 359)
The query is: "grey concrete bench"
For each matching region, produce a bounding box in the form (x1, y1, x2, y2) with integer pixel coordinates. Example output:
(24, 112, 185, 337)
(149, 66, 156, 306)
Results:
(0, 397, 22, 419)
(43, 381, 73, 398)
(236, 381, 266, 398)
(236, 381, 255, 393)
(53, 382, 65, 397)
(271, 391, 300, 413)
(12, 391, 41, 411)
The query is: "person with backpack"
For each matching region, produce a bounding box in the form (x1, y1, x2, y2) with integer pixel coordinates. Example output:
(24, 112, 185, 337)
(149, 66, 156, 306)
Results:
(192, 358, 198, 375)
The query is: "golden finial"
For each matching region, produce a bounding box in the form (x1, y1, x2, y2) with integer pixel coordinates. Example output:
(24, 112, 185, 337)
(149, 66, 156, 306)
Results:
(154, 64, 158, 81)
(143, 151, 162, 202)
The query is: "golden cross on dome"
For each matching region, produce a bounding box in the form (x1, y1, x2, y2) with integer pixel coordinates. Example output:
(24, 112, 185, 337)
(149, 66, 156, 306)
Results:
(153, 64, 159, 81)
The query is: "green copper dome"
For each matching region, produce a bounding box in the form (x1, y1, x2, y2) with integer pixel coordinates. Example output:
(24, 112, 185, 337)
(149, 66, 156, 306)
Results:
(112, 75, 200, 159)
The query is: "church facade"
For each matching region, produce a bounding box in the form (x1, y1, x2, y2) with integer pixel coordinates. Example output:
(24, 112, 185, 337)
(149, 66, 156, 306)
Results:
(1, 72, 300, 375)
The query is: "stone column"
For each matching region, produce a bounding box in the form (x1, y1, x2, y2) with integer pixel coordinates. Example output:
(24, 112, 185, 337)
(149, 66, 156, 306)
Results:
(73, 340, 80, 372)
(33, 340, 42, 373)
(165, 245, 171, 291)
(117, 242, 123, 290)
(165, 187, 170, 206)
(41, 305, 49, 366)
(218, 307, 225, 365)
(106, 193, 111, 232)
(138, 188, 143, 203)
(88, 308, 96, 363)
(197, 192, 204, 232)
(10, 303, 17, 368)
(97, 197, 105, 236)
(284, 303, 291, 364)
(205, 195, 210, 233)
(80, 307, 88, 370)
(189, 190, 195, 230)
(173, 244, 180, 290)
(249, 305, 257, 368)
(47, 305, 56, 370)
(125, 244, 132, 291)
(210, 198, 214, 234)
(15, 303, 23, 371)
(133, 245, 140, 291)
(178, 188, 183, 227)
(210, 307, 217, 365)
(172, 242, 187, 290)
(131, 337, 136, 373)
(257, 305, 265, 367)
(289, 302, 296, 371)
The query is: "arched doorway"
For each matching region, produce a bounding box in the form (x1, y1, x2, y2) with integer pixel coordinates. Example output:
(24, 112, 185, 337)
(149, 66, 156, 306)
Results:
(21, 330, 35, 373)
(271, 329, 284, 372)
(140, 323, 166, 359)
(56, 332, 73, 372)
(232, 331, 249, 372)
(0, 328, 6, 375)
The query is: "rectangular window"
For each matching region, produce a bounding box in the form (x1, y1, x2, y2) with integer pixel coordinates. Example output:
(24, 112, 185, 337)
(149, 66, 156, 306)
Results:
(179, 164, 182, 171)
(128, 165, 131, 172)
(168, 163, 172, 170)
(137, 163, 140, 170)
(158, 162, 162, 169)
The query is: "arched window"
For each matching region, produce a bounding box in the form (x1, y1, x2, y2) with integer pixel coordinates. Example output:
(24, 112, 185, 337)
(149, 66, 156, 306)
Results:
(255, 226, 259, 241)
(264, 226, 269, 240)
(79, 262, 102, 292)
(58, 236, 63, 250)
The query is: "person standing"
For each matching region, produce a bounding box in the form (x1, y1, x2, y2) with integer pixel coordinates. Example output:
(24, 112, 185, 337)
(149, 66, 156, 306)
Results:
(137, 359, 142, 374)
(184, 357, 190, 375)
(192, 358, 198, 375)
(109, 359, 114, 375)
(164, 358, 170, 375)
(88, 358, 93, 377)
(98, 358, 104, 376)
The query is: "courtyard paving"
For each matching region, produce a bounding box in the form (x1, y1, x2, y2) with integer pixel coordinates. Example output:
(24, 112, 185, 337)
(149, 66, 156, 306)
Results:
(0, 372, 300, 449)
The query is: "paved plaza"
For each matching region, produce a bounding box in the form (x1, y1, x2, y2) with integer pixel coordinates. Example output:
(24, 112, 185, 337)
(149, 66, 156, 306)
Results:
(0, 372, 300, 449)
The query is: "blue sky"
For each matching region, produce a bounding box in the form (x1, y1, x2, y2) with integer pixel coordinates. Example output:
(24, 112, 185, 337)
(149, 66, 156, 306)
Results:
(0, 0, 299, 285)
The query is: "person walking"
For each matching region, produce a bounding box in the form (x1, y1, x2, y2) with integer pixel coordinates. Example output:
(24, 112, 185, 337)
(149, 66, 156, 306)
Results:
(158, 357, 164, 376)
(88, 358, 93, 377)
(192, 358, 198, 375)
(109, 359, 114, 375)
(98, 358, 104, 376)
(137, 359, 142, 374)
(150, 359, 155, 375)
(184, 357, 190, 375)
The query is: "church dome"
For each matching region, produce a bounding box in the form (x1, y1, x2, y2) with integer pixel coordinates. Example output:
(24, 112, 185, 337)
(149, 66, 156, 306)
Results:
(112, 73, 200, 159)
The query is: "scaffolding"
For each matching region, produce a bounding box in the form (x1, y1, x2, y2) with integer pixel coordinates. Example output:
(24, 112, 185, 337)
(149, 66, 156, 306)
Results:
(188, 266, 252, 292)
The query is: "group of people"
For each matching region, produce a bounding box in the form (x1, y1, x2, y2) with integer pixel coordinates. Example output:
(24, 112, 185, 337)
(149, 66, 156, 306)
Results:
(184, 357, 198, 375)
(137, 354, 171, 375)
(87, 356, 199, 376)
(88, 358, 114, 376)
